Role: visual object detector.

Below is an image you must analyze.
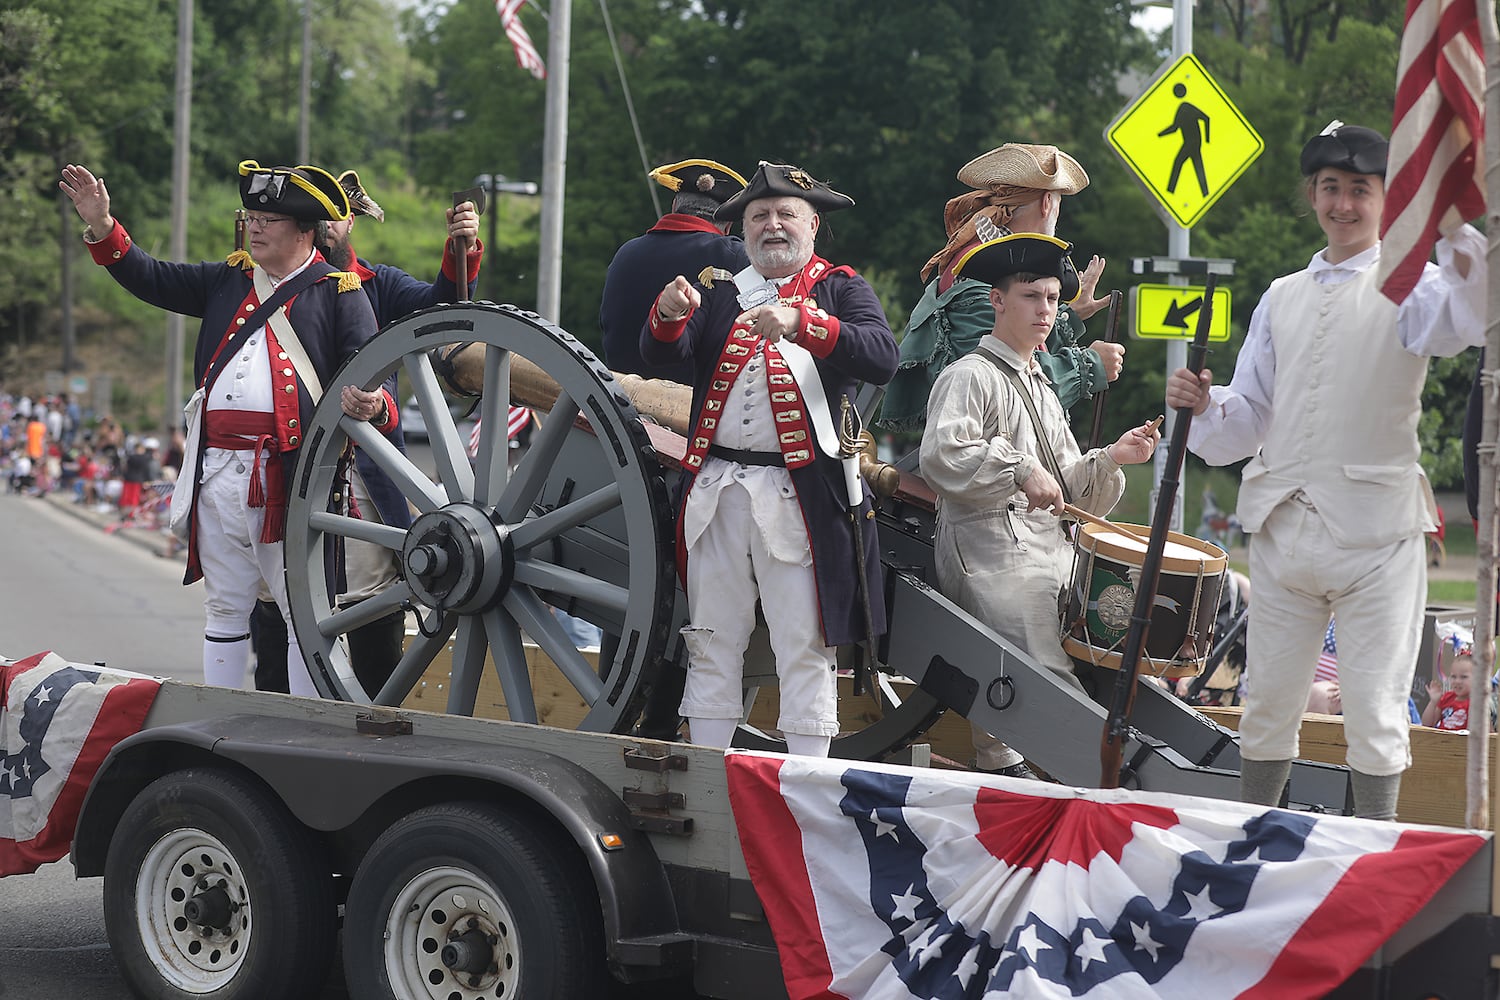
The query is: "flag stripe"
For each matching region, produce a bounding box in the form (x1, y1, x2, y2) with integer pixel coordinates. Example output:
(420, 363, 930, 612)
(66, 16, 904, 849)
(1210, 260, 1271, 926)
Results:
(495, 0, 546, 80)
(1378, 0, 1486, 304)
(1240, 828, 1485, 999)
(0, 652, 161, 877)
(726, 753, 843, 1000)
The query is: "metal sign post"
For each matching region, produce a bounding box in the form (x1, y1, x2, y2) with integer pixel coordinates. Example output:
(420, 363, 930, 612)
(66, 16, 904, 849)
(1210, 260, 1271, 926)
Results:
(1105, 0, 1261, 531)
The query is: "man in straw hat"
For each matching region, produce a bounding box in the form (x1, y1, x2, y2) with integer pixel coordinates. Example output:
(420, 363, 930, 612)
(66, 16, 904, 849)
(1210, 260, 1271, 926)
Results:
(60, 159, 387, 698)
(921, 234, 1159, 777)
(601, 158, 750, 384)
(881, 143, 1123, 431)
(642, 161, 898, 756)
(250, 169, 485, 697)
(1166, 121, 1486, 819)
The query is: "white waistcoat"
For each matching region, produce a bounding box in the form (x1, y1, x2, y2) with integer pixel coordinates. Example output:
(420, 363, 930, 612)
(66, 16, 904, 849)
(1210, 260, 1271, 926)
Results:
(1237, 264, 1436, 547)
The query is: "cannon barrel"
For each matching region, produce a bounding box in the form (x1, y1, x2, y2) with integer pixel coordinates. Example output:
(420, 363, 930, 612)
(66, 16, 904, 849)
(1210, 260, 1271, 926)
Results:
(439, 342, 902, 497)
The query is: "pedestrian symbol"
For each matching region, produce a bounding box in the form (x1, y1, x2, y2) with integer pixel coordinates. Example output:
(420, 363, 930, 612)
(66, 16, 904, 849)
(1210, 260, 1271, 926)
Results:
(1131, 283, 1233, 342)
(1106, 54, 1263, 229)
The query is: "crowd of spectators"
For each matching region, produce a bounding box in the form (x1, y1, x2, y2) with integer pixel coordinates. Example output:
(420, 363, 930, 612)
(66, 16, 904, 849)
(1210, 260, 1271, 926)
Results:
(1, 391, 184, 522)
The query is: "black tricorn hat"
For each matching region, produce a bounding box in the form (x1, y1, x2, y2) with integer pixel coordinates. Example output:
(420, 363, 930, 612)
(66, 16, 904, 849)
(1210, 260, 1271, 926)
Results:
(337, 169, 385, 221)
(714, 161, 855, 222)
(1299, 121, 1388, 177)
(238, 160, 351, 222)
(953, 233, 1081, 302)
(649, 159, 747, 206)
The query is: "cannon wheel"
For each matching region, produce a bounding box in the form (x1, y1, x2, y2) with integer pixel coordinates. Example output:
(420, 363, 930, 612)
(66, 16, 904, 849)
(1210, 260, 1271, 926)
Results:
(285, 302, 675, 733)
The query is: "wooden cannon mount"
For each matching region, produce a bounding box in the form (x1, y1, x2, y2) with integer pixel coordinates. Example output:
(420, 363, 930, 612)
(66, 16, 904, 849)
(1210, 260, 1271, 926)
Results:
(283, 301, 1350, 810)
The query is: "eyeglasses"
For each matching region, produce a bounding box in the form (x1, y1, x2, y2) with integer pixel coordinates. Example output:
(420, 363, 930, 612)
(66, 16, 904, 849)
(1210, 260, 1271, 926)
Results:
(245, 213, 293, 229)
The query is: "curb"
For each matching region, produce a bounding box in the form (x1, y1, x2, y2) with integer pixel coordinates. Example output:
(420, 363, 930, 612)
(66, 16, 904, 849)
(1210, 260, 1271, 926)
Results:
(42, 492, 182, 562)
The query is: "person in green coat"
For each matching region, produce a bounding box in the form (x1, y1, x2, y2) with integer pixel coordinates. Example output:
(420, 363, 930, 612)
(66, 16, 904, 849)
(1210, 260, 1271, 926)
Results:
(880, 143, 1124, 433)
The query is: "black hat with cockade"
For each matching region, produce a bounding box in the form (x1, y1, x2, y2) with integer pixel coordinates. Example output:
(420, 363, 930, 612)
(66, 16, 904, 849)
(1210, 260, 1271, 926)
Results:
(713, 161, 855, 222)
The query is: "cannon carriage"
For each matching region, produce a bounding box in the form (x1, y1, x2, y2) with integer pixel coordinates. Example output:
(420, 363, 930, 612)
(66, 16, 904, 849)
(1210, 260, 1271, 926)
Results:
(283, 300, 1350, 811)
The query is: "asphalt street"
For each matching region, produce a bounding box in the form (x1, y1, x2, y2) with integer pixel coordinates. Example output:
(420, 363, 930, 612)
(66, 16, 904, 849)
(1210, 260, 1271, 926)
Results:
(0, 491, 353, 999)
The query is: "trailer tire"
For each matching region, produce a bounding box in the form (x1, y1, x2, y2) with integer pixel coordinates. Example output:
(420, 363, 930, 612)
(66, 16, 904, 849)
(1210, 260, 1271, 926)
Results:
(102, 768, 336, 1000)
(342, 801, 608, 1000)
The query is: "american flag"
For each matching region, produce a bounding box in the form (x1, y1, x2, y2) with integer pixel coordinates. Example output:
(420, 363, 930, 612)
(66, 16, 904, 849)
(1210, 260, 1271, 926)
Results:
(496, 0, 546, 81)
(467, 405, 534, 459)
(1377, 0, 1489, 304)
(727, 751, 1484, 1000)
(0, 652, 161, 876)
(1314, 619, 1339, 685)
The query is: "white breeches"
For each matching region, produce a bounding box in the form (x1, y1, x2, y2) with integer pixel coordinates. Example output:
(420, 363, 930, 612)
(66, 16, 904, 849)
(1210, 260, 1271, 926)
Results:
(679, 481, 838, 737)
(195, 461, 315, 695)
(1242, 498, 1425, 775)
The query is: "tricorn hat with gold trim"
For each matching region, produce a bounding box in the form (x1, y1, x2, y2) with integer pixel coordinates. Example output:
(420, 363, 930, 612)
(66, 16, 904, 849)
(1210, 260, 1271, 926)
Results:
(337, 169, 385, 221)
(649, 159, 747, 205)
(714, 161, 855, 222)
(238, 160, 351, 222)
(953, 233, 1081, 302)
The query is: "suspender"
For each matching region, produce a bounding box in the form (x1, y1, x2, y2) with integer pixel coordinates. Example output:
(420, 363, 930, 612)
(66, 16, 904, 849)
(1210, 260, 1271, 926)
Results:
(975, 346, 1072, 506)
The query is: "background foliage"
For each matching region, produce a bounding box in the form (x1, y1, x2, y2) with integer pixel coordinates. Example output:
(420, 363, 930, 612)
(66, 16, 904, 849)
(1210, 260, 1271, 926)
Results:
(0, 0, 1479, 489)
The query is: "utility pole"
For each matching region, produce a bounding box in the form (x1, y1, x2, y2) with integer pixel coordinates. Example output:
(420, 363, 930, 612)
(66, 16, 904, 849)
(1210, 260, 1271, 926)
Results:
(165, 0, 193, 433)
(537, 0, 571, 322)
(1152, 0, 1193, 533)
(298, 0, 311, 163)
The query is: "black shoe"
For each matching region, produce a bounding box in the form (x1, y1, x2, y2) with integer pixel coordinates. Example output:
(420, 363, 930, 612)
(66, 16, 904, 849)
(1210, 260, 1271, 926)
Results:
(977, 761, 1039, 780)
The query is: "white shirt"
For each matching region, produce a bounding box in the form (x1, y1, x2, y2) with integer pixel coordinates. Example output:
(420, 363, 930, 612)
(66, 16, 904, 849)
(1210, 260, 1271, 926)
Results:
(202, 249, 318, 481)
(1188, 224, 1486, 466)
(682, 274, 808, 564)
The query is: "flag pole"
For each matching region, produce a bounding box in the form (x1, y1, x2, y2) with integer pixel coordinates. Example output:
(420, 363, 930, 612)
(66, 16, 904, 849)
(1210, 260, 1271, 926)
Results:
(1473, 0, 1500, 839)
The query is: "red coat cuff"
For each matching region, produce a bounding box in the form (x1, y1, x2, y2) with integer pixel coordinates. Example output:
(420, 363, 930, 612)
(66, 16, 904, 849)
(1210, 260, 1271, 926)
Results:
(372, 388, 399, 431)
(86, 221, 133, 266)
(648, 293, 693, 342)
(442, 238, 484, 285)
(795, 301, 840, 358)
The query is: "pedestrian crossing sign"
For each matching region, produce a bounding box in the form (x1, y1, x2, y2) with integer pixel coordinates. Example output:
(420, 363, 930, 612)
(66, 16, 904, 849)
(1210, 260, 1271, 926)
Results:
(1131, 283, 1232, 342)
(1105, 54, 1264, 229)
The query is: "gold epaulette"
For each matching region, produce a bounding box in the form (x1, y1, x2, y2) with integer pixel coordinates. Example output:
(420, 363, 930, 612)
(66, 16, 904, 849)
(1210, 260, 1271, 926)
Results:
(332, 271, 362, 293)
(698, 265, 734, 288)
(225, 249, 255, 271)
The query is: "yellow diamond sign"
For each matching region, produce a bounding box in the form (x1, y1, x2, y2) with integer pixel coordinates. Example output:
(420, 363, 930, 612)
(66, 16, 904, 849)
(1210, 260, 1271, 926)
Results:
(1131, 284, 1232, 342)
(1106, 54, 1263, 229)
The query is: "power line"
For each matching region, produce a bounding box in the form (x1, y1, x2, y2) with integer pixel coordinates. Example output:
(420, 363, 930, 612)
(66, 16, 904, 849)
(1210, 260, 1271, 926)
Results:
(596, 0, 660, 216)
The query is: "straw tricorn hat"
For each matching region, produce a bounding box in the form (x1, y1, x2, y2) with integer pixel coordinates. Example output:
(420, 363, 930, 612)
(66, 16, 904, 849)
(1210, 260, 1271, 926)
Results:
(957, 143, 1089, 195)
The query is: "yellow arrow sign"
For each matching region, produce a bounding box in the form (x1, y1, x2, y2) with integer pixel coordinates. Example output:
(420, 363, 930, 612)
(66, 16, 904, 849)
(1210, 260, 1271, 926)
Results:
(1132, 284, 1232, 342)
(1106, 54, 1264, 229)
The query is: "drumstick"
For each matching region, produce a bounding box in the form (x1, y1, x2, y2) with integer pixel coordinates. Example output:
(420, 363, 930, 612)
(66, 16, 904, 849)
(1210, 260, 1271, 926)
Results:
(1147, 415, 1164, 435)
(1062, 503, 1152, 546)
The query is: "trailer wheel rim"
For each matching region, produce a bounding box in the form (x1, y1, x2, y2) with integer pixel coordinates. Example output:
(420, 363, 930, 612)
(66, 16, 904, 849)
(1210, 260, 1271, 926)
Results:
(135, 828, 252, 993)
(385, 865, 520, 999)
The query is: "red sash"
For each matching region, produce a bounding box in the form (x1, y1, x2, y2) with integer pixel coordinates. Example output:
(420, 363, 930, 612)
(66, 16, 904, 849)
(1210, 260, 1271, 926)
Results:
(203, 410, 286, 543)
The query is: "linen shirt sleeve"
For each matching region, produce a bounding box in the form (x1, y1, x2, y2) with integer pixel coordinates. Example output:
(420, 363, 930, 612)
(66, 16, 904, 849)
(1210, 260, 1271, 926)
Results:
(1398, 223, 1487, 357)
(1187, 289, 1277, 466)
(920, 362, 1036, 504)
